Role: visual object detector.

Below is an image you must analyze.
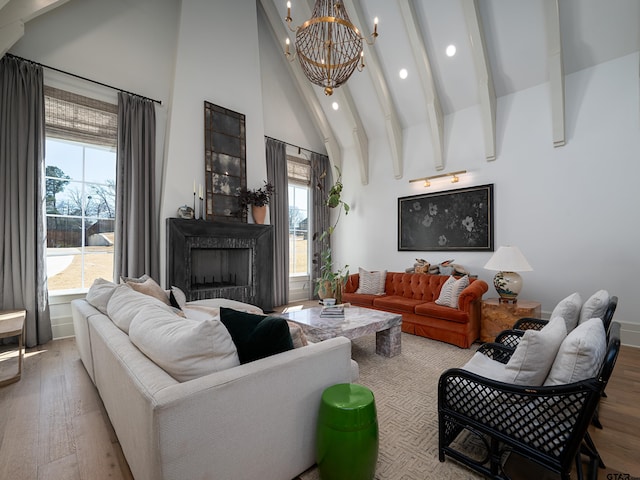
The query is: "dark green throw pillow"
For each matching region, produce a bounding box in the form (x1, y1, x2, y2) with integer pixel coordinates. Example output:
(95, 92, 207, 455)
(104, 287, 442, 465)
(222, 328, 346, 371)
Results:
(220, 307, 294, 364)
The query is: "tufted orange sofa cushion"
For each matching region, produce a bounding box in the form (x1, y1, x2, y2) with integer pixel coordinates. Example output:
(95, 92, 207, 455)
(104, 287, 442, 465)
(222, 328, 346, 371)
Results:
(343, 272, 488, 348)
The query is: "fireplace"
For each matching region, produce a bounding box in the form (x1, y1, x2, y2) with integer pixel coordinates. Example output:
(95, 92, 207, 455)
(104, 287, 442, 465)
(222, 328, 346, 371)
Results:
(166, 218, 274, 311)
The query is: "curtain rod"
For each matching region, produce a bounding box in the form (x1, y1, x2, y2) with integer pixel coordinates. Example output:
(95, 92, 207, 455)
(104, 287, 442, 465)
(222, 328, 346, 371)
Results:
(5, 53, 162, 105)
(265, 135, 325, 157)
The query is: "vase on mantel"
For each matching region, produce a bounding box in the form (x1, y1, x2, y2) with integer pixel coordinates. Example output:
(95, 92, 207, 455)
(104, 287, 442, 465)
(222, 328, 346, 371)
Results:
(252, 205, 267, 224)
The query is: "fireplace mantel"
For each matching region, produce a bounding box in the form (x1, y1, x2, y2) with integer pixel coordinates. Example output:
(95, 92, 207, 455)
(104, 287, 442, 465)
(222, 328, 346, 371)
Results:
(166, 218, 274, 311)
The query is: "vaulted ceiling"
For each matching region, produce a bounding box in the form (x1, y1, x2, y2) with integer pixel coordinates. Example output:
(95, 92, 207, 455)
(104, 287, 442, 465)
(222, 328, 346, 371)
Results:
(259, 0, 640, 184)
(3, 0, 639, 187)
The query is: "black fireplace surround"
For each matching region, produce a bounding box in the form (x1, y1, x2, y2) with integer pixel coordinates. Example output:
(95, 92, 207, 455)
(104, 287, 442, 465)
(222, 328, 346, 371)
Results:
(166, 218, 274, 311)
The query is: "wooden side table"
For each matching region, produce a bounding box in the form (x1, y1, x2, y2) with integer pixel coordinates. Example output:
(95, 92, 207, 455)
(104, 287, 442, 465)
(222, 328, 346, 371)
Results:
(480, 299, 541, 343)
(0, 309, 26, 387)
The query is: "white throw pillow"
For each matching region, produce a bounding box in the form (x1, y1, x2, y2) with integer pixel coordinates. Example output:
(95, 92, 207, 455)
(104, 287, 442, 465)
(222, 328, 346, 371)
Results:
(550, 292, 583, 332)
(503, 317, 567, 386)
(129, 305, 240, 382)
(124, 276, 171, 306)
(355, 267, 387, 295)
(579, 290, 609, 325)
(107, 284, 174, 334)
(86, 278, 118, 314)
(544, 317, 607, 386)
(435, 275, 469, 309)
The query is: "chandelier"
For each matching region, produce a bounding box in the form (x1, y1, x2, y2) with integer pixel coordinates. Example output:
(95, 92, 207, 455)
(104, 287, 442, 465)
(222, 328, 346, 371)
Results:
(285, 0, 378, 96)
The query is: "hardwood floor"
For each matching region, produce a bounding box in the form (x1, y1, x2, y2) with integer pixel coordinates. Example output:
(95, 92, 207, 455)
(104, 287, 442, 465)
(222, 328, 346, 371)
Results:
(0, 337, 638, 479)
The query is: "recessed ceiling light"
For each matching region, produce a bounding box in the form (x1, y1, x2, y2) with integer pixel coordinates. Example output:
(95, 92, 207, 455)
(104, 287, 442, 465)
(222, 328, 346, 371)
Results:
(399, 68, 408, 79)
(332, 102, 339, 110)
(446, 44, 456, 57)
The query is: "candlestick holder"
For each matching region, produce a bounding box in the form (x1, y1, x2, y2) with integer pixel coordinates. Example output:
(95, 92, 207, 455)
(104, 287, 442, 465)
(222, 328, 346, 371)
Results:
(199, 197, 204, 220)
(193, 192, 196, 220)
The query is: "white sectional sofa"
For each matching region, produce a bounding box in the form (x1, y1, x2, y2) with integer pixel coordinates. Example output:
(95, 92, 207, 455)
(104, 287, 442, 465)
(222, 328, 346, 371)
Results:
(71, 296, 358, 480)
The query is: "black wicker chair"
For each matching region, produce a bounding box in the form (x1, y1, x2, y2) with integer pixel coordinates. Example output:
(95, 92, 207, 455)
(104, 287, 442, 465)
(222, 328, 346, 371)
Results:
(493, 296, 618, 430)
(438, 322, 621, 480)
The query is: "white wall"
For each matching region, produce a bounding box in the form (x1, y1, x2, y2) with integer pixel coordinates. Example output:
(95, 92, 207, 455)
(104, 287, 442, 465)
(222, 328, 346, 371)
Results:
(160, 0, 268, 278)
(9, 0, 181, 337)
(335, 53, 640, 345)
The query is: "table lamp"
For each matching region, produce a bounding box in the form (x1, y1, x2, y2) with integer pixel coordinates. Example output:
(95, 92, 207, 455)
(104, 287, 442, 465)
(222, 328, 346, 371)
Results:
(484, 246, 533, 303)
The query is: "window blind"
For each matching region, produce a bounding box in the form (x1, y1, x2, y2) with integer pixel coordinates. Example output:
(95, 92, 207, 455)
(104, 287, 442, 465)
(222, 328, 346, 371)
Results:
(44, 85, 117, 148)
(287, 155, 311, 185)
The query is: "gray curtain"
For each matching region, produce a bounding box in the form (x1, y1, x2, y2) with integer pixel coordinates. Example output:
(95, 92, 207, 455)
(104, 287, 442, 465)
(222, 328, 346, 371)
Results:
(0, 55, 52, 347)
(114, 92, 159, 281)
(265, 137, 288, 307)
(310, 153, 332, 293)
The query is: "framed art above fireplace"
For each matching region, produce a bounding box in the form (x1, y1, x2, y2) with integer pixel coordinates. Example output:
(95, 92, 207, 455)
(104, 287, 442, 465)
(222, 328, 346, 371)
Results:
(398, 184, 494, 252)
(204, 101, 247, 222)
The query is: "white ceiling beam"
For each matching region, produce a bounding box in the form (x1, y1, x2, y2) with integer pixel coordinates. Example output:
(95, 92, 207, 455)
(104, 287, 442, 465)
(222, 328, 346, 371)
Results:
(0, 0, 69, 56)
(544, 0, 565, 147)
(461, 0, 497, 162)
(337, 88, 369, 184)
(0, 0, 69, 27)
(0, 21, 24, 58)
(343, 0, 404, 179)
(259, 0, 342, 169)
(398, 0, 445, 172)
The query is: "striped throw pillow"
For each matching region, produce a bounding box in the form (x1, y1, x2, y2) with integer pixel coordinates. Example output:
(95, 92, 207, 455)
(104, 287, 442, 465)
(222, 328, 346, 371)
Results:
(435, 275, 469, 309)
(355, 268, 387, 295)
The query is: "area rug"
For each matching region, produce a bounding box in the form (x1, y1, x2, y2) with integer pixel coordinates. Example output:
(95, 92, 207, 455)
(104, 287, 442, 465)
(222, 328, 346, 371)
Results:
(298, 332, 484, 480)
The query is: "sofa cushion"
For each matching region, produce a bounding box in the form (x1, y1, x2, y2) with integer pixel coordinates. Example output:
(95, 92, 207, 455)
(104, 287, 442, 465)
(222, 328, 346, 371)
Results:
(579, 290, 609, 325)
(355, 267, 387, 295)
(372, 295, 425, 313)
(86, 277, 118, 314)
(220, 307, 294, 364)
(550, 292, 583, 332)
(186, 298, 264, 314)
(544, 317, 606, 386)
(342, 292, 376, 307)
(129, 305, 240, 382)
(107, 284, 174, 334)
(414, 302, 470, 324)
(435, 275, 469, 309)
(504, 317, 567, 386)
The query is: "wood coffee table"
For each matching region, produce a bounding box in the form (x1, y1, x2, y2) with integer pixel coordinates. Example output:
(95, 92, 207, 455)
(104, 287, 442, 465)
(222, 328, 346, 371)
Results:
(282, 306, 402, 357)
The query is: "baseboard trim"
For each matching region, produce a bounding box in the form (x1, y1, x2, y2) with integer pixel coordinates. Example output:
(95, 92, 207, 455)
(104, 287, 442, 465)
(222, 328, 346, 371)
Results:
(619, 320, 640, 348)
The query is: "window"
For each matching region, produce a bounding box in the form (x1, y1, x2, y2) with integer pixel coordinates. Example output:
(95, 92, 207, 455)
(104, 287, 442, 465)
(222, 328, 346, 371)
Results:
(44, 86, 118, 292)
(287, 155, 311, 277)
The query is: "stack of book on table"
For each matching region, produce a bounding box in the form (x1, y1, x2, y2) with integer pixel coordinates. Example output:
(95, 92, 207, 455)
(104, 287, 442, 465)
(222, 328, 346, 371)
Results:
(320, 304, 345, 318)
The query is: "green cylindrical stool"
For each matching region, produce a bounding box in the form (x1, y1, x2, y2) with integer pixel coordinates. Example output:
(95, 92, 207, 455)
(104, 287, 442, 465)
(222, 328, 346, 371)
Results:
(316, 383, 379, 480)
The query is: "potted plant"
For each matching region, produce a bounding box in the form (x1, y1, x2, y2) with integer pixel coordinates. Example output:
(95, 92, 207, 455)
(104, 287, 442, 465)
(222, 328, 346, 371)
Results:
(313, 166, 349, 302)
(239, 181, 275, 224)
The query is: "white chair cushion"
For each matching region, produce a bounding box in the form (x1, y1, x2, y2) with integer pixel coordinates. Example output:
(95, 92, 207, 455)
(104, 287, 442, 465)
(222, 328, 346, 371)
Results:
(129, 304, 240, 382)
(435, 275, 469, 309)
(107, 284, 174, 334)
(579, 290, 609, 325)
(503, 317, 567, 386)
(550, 292, 583, 332)
(355, 267, 387, 295)
(544, 317, 607, 386)
(462, 352, 513, 382)
(86, 277, 118, 315)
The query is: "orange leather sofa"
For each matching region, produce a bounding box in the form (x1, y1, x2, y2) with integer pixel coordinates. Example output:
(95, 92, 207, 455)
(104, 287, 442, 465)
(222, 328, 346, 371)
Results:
(342, 272, 489, 348)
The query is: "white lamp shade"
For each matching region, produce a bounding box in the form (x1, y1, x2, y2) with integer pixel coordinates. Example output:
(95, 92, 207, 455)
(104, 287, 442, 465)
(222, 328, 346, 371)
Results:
(484, 246, 533, 272)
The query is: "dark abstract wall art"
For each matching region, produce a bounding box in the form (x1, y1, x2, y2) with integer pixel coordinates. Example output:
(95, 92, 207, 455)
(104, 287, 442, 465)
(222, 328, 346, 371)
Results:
(398, 184, 494, 251)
